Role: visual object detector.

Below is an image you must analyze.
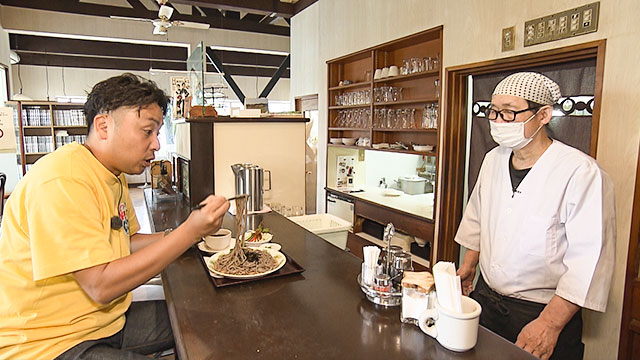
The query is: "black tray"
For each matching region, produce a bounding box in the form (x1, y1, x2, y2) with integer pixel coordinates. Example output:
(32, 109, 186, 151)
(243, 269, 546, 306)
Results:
(196, 246, 305, 287)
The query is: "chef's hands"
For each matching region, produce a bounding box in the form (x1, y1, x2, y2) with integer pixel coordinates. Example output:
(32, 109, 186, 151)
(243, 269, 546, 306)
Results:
(515, 317, 560, 360)
(457, 264, 476, 296)
(185, 195, 230, 240)
(457, 249, 480, 296)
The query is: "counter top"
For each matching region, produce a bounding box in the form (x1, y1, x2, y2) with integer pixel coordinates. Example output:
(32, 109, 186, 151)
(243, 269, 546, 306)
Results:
(145, 190, 535, 360)
(327, 186, 434, 220)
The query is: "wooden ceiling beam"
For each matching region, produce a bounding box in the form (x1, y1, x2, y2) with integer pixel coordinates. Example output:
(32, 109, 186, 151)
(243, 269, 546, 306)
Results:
(125, 0, 147, 11)
(171, 0, 293, 18)
(1, 0, 289, 36)
(10, 34, 188, 61)
(15, 51, 289, 78)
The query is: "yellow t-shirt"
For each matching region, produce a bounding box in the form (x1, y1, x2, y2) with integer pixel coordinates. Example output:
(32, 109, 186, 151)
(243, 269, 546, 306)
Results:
(0, 143, 140, 359)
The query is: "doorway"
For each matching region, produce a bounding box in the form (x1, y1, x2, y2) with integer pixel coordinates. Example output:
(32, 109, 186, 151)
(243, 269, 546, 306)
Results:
(437, 40, 606, 264)
(295, 94, 319, 214)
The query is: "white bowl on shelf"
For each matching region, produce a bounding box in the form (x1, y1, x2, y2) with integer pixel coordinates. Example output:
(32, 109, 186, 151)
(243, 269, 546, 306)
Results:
(413, 144, 435, 152)
(342, 138, 357, 146)
(372, 143, 390, 149)
(330, 138, 342, 144)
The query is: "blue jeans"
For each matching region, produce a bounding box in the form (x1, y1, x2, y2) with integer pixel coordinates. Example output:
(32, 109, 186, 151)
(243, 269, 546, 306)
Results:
(55, 300, 174, 359)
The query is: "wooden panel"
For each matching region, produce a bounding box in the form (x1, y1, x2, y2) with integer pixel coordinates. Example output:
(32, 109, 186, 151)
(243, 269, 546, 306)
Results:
(187, 121, 214, 208)
(355, 200, 434, 244)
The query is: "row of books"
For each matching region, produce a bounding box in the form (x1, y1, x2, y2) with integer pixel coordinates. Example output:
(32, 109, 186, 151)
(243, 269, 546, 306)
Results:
(55, 135, 87, 148)
(24, 136, 54, 153)
(22, 108, 51, 126)
(53, 109, 86, 126)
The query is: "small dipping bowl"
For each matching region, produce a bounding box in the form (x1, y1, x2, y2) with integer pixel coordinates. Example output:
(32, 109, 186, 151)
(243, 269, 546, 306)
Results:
(204, 228, 232, 251)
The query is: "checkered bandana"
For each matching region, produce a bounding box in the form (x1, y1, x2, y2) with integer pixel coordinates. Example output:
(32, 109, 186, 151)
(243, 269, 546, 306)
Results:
(492, 72, 561, 105)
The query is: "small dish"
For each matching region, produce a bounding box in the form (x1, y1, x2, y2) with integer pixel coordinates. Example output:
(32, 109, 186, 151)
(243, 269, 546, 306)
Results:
(259, 243, 282, 251)
(342, 138, 357, 146)
(244, 231, 273, 245)
(330, 138, 342, 144)
(413, 144, 435, 152)
(383, 189, 403, 197)
(372, 143, 389, 149)
(198, 238, 236, 254)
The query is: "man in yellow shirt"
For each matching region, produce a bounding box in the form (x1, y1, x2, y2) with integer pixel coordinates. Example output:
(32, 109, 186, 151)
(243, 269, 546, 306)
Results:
(0, 73, 229, 359)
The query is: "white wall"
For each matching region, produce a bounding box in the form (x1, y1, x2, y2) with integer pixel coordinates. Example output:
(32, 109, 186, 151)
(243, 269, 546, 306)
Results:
(290, 0, 640, 358)
(0, 8, 17, 192)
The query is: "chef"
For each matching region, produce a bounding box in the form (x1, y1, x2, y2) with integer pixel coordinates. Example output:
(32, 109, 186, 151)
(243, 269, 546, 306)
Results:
(455, 72, 615, 360)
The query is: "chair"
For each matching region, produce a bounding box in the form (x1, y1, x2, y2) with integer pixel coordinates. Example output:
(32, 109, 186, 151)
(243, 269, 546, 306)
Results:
(0, 172, 6, 218)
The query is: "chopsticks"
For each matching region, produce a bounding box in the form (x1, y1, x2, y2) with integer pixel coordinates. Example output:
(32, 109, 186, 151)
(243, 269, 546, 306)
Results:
(191, 194, 250, 211)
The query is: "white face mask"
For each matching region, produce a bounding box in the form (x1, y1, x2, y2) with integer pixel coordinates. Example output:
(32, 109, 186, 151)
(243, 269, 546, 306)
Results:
(489, 110, 543, 150)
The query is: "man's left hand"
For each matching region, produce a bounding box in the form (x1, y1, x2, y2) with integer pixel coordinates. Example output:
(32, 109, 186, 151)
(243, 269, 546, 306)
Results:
(515, 316, 561, 360)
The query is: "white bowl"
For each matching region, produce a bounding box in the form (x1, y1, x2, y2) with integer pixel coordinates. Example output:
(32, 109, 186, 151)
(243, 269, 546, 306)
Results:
(243, 230, 273, 245)
(330, 138, 342, 144)
(389, 65, 399, 77)
(381, 67, 390, 78)
(372, 143, 390, 149)
(342, 138, 357, 146)
(204, 228, 232, 251)
(413, 144, 435, 152)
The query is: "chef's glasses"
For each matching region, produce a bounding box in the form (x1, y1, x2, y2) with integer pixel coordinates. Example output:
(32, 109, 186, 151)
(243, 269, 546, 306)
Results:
(484, 106, 541, 122)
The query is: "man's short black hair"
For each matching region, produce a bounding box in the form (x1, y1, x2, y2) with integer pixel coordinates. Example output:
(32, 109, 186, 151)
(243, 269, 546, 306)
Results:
(84, 73, 169, 132)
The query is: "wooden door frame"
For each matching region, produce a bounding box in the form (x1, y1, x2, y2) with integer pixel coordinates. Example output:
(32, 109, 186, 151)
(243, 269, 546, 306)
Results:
(619, 142, 640, 358)
(437, 40, 606, 264)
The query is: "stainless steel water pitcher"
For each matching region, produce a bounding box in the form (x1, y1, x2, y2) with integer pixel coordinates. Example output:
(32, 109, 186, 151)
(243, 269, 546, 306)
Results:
(231, 163, 272, 212)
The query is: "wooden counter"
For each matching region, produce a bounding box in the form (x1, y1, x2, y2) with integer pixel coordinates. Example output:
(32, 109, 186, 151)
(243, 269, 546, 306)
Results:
(144, 189, 536, 360)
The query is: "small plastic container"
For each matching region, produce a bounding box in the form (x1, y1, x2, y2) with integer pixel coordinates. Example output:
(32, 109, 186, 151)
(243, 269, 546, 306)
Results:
(401, 286, 430, 325)
(289, 213, 352, 249)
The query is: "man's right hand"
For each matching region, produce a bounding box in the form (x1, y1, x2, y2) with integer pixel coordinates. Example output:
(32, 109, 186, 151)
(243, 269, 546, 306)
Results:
(456, 249, 480, 296)
(185, 195, 230, 240)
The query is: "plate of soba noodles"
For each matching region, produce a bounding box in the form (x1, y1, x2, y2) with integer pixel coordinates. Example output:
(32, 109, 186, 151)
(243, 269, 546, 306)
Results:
(206, 247, 287, 279)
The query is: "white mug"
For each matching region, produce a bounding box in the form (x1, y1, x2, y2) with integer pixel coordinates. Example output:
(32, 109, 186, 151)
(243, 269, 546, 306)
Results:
(418, 295, 482, 352)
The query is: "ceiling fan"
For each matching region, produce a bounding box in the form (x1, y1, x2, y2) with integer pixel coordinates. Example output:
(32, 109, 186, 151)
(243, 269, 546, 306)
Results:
(110, 0, 210, 35)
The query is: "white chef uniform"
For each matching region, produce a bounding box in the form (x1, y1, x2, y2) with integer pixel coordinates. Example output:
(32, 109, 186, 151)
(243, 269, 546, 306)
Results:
(455, 140, 615, 312)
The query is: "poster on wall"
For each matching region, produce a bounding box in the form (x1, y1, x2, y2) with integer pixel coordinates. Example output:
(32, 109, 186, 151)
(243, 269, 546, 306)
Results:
(0, 107, 17, 151)
(171, 76, 190, 119)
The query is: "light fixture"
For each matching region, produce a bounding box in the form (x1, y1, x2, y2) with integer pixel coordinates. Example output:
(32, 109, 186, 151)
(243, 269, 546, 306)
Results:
(158, 5, 174, 20)
(9, 50, 20, 65)
(153, 24, 168, 35)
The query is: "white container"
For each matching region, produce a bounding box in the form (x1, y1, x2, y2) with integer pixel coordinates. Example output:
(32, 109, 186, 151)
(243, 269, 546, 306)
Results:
(397, 176, 427, 195)
(289, 213, 352, 250)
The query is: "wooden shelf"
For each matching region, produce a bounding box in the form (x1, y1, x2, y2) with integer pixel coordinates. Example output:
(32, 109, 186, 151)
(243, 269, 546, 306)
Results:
(23, 126, 52, 129)
(328, 127, 370, 131)
(328, 104, 371, 110)
(373, 128, 437, 132)
(327, 143, 436, 156)
(54, 125, 87, 128)
(373, 69, 439, 83)
(373, 98, 437, 106)
(25, 152, 50, 156)
(328, 81, 371, 91)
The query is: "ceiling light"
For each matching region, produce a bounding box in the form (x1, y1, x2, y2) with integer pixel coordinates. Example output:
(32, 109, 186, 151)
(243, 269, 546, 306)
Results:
(153, 24, 168, 35)
(158, 5, 174, 20)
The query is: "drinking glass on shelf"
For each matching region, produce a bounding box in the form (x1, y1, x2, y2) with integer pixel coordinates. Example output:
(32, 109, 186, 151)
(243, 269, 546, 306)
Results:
(365, 70, 372, 81)
(409, 108, 416, 129)
(433, 54, 440, 70)
(434, 79, 441, 99)
(410, 58, 420, 73)
(293, 206, 304, 216)
(401, 59, 410, 75)
(424, 57, 432, 71)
